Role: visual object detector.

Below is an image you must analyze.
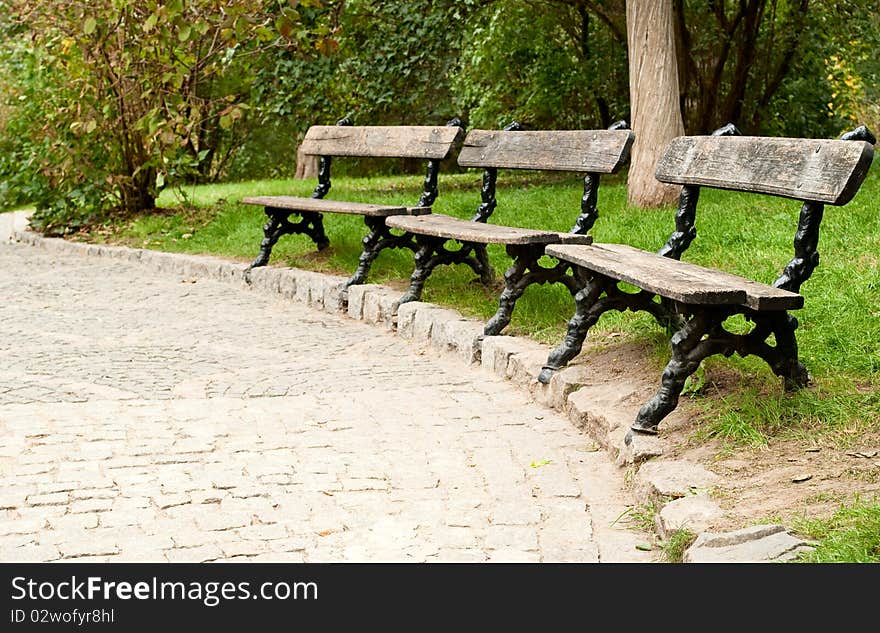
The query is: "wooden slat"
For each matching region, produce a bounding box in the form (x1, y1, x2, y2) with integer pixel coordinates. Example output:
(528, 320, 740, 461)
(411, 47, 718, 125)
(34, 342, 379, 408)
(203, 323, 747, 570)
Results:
(457, 129, 634, 173)
(300, 125, 464, 159)
(242, 196, 429, 217)
(656, 135, 874, 205)
(386, 215, 592, 245)
(595, 243, 803, 310)
(546, 242, 803, 310)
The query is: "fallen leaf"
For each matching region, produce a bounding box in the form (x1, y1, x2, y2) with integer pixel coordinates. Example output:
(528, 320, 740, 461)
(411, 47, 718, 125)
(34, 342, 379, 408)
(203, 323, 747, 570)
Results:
(181, 233, 193, 239)
(317, 529, 334, 537)
(530, 459, 552, 468)
(635, 543, 653, 551)
(792, 474, 813, 483)
(805, 447, 821, 453)
(321, 490, 334, 497)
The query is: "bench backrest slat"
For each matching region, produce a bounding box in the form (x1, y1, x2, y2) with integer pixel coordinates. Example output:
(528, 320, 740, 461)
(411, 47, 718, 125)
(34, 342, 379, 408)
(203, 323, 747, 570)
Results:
(300, 125, 464, 160)
(457, 129, 634, 173)
(656, 135, 874, 205)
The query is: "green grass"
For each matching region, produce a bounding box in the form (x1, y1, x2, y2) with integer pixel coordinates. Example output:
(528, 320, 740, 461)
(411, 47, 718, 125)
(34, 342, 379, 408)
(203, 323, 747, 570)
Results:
(79, 168, 880, 447)
(792, 497, 880, 562)
(661, 529, 698, 563)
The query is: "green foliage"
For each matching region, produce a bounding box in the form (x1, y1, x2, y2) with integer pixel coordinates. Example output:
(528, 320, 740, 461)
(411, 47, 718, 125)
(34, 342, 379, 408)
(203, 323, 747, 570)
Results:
(3, 0, 879, 227)
(0, 0, 339, 233)
(452, 1, 628, 129)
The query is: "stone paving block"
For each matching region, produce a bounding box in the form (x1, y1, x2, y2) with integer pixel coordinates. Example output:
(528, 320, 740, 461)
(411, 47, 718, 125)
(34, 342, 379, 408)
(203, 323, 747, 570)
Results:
(26, 491, 69, 507)
(56, 536, 121, 559)
(346, 283, 382, 320)
(0, 487, 27, 510)
(407, 306, 460, 344)
(322, 278, 347, 313)
(0, 517, 48, 536)
(430, 319, 484, 365)
(362, 287, 401, 328)
(164, 544, 224, 562)
(0, 544, 61, 562)
(480, 336, 515, 377)
(616, 432, 664, 466)
(486, 548, 540, 562)
(246, 266, 283, 295)
(47, 514, 99, 531)
(248, 551, 306, 562)
(277, 269, 298, 299)
(508, 350, 548, 390)
(435, 548, 488, 562)
(215, 261, 246, 285)
(684, 524, 814, 563)
(534, 364, 590, 411)
(566, 381, 644, 448)
(634, 460, 721, 505)
(396, 301, 432, 339)
(540, 542, 600, 563)
(489, 503, 542, 526)
(655, 493, 725, 540)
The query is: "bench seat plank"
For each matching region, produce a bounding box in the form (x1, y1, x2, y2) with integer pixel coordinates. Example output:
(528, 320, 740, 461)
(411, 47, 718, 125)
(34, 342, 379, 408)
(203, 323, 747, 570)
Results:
(458, 129, 634, 173)
(546, 242, 804, 310)
(386, 214, 593, 246)
(242, 196, 430, 217)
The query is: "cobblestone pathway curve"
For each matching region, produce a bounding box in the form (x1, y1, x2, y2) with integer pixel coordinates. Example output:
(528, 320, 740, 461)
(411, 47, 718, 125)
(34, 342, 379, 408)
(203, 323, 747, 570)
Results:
(0, 242, 651, 562)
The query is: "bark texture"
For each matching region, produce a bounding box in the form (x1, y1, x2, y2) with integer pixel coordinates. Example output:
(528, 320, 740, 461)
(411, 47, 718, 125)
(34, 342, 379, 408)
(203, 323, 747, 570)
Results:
(626, 0, 685, 207)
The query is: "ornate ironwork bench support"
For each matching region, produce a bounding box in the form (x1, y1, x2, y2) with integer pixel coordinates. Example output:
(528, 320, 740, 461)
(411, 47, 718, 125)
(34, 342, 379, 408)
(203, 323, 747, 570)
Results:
(538, 273, 675, 383)
(483, 244, 582, 336)
(398, 237, 494, 305)
(628, 304, 809, 439)
(345, 217, 421, 288)
(250, 208, 329, 269)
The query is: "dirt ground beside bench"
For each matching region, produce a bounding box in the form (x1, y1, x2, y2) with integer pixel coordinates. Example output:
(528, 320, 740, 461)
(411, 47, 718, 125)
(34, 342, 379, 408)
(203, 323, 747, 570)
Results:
(582, 338, 880, 534)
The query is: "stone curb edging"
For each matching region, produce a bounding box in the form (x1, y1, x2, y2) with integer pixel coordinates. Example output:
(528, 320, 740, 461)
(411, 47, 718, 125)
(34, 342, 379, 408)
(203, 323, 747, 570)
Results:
(6, 219, 813, 562)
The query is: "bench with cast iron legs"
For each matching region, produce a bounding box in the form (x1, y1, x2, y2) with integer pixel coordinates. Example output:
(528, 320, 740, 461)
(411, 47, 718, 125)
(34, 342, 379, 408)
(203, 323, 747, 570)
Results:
(386, 122, 634, 336)
(243, 117, 464, 289)
(536, 124, 875, 442)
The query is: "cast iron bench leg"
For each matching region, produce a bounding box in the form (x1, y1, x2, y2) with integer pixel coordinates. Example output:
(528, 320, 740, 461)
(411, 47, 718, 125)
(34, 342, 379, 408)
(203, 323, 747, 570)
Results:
(539, 272, 674, 384)
(398, 237, 495, 304)
(346, 216, 420, 288)
(484, 245, 582, 336)
(630, 309, 727, 436)
(626, 307, 811, 441)
(249, 207, 329, 269)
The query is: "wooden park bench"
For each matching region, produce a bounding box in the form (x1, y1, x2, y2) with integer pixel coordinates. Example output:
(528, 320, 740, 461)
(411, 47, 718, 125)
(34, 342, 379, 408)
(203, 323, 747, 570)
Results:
(243, 118, 464, 288)
(535, 124, 875, 440)
(386, 123, 634, 335)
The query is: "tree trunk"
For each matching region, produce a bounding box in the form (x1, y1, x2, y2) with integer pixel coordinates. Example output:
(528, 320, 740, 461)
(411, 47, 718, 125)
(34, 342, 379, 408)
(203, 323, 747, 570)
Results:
(626, 0, 685, 207)
(295, 143, 319, 179)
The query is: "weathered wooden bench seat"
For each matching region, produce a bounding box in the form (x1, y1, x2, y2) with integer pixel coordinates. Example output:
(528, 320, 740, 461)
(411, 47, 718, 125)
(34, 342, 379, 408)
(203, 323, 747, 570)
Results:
(387, 123, 634, 336)
(537, 125, 875, 440)
(243, 119, 464, 289)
